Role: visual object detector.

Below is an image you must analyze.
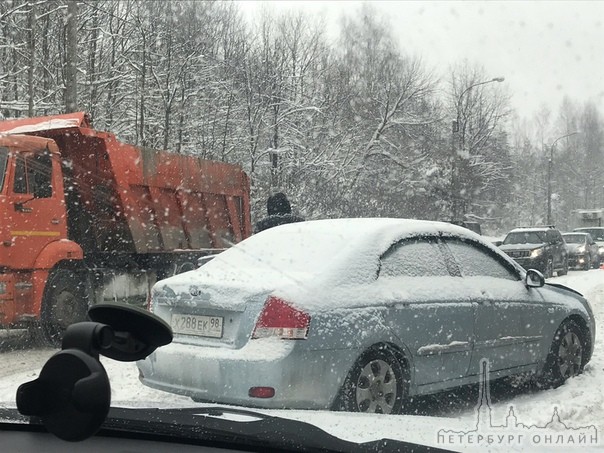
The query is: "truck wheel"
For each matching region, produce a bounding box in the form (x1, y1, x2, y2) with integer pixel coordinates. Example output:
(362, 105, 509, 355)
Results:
(40, 269, 88, 347)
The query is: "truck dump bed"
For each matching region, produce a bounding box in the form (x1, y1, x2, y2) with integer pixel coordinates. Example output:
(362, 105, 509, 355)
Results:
(0, 112, 251, 255)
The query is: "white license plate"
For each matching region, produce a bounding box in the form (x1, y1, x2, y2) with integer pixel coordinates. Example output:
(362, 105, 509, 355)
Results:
(171, 314, 224, 338)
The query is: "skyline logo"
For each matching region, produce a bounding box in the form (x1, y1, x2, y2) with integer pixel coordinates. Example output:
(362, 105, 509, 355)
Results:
(437, 359, 598, 448)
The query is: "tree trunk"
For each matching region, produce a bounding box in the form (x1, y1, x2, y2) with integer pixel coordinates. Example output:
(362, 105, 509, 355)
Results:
(64, 0, 78, 113)
(27, 3, 35, 116)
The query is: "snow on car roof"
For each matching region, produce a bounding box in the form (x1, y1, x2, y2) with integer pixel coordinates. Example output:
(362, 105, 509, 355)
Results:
(157, 218, 498, 309)
(508, 227, 550, 233)
(208, 218, 484, 279)
(261, 217, 484, 239)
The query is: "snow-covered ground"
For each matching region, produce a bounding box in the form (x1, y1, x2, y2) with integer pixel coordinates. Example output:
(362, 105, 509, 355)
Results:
(0, 269, 603, 451)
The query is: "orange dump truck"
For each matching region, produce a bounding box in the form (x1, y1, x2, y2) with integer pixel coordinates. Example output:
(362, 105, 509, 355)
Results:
(0, 112, 251, 343)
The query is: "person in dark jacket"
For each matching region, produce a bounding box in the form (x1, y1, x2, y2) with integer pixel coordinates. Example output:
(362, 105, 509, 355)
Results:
(254, 192, 304, 233)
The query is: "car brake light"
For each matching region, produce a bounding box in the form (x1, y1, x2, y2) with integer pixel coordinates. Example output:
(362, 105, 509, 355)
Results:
(248, 387, 275, 398)
(252, 296, 310, 340)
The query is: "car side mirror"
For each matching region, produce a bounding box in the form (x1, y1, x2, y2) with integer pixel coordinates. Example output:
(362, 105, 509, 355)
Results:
(525, 269, 545, 288)
(493, 240, 503, 247)
(14, 196, 35, 212)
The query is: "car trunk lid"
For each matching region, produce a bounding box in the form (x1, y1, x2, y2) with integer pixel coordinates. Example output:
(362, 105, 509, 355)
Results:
(151, 267, 307, 348)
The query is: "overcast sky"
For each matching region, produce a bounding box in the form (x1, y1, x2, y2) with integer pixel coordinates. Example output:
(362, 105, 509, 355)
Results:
(237, 1, 604, 120)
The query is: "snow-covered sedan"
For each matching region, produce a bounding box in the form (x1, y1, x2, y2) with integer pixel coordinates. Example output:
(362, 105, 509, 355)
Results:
(138, 218, 595, 414)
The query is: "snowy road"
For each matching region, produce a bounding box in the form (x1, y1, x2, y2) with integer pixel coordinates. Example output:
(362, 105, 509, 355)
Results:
(0, 269, 603, 450)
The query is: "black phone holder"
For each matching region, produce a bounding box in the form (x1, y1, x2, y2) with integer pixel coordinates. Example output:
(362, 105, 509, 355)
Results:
(16, 304, 172, 441)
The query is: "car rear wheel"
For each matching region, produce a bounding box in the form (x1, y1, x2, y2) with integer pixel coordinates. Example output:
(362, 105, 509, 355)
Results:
(540, 320, 585, 388)
(336, 345, 408, 414)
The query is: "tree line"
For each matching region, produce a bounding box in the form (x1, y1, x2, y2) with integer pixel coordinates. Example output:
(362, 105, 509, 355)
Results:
(0, 0, 601, 234)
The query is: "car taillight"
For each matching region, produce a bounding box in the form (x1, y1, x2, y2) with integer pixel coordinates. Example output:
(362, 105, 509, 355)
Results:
(248, 387, 275, 398)
(252, 296, 310, 340)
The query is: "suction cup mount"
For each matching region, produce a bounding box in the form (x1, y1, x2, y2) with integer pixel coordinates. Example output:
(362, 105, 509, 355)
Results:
(17, 303, 172, 441)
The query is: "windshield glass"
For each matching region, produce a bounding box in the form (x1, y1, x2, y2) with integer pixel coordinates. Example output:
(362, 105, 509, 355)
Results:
(576, 229, 604, 241)
(0, 1, 603, 452)
(563, 234, 587, 244)
(503, 231, 546, 245)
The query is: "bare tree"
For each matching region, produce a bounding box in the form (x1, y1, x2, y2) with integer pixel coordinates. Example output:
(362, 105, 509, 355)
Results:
(331, 5, 439, 217)
(448, 62, 510, 220)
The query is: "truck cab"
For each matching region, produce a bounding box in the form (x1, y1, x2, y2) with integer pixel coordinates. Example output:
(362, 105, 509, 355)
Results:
(0, 138, 70, 266)
(0, 135, 83, 328)
(0, 113, 251, 345)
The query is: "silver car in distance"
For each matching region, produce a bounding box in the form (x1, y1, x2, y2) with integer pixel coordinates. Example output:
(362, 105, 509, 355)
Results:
(137, 218, 595, 414)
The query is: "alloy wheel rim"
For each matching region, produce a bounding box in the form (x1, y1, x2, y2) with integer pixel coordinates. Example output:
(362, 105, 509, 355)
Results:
(356, 359, 397, 414)
(558, 331, 582, 379)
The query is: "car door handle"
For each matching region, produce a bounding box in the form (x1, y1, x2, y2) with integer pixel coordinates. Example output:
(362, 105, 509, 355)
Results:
(51, 219, 60, 225)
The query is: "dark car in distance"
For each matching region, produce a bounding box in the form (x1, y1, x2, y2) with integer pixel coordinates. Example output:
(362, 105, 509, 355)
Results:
(562, 232, 599, 270)
(573, 227, 604, 265)
(499, 226, 568, 278)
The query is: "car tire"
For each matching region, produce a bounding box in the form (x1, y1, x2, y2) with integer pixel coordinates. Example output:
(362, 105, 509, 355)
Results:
(558, 259, 568, 276)
(39, 269, 89, 347)
(544, 259, 554, 278)
(335, 345, 408, 414)
(540, 320, 585, 389)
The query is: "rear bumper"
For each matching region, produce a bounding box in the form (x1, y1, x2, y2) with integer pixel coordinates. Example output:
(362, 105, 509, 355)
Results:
(137, 338, 354, 410)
